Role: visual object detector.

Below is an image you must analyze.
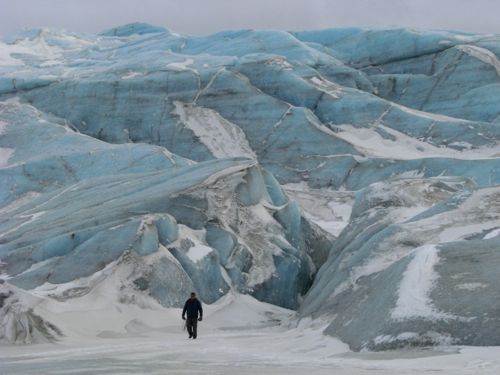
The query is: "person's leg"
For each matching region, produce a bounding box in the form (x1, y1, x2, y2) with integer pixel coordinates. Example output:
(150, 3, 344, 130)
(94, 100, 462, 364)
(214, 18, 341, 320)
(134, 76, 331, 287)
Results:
(186, 318, 193, 338)
(192, 318, 198, 339)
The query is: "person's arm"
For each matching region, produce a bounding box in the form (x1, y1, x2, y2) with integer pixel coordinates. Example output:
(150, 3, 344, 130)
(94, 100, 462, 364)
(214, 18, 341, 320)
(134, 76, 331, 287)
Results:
(198, 300, 203, 321)
(182, 300, 187, 320)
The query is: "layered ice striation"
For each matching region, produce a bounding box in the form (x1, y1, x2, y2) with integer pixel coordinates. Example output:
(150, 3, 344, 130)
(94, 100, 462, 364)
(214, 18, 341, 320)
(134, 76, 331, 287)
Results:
(0, 100, 324, 311)
(1, 24, 500, 348)
(299, 178, 500, 350)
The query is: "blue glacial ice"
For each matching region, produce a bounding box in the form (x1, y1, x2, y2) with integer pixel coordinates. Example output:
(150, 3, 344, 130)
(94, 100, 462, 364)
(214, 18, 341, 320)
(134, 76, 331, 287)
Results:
(1, 24, 500, 348)
(0, 101, 321, 311)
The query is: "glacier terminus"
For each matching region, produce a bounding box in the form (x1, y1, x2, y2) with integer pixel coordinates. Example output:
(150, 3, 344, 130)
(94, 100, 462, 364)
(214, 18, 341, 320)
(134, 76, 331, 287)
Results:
(1, 22, 500, 370)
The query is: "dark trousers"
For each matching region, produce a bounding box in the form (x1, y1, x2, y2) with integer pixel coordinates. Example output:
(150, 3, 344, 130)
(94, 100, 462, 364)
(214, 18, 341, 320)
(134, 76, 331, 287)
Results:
(186, 317, 198, 338)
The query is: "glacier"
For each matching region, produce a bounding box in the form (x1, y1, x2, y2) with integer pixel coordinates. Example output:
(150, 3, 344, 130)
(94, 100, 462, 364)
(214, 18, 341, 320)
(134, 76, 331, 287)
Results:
(0, 101, 324, 311)
(1, 23, 500, 351)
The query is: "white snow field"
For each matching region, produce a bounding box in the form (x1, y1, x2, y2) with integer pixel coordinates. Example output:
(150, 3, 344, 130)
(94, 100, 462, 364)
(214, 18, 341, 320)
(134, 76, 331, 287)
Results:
(1, 290, 500, 375)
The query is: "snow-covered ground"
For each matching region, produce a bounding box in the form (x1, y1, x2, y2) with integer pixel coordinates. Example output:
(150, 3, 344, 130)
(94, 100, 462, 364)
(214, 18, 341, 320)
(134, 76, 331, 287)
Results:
(1, 290, 500, 375)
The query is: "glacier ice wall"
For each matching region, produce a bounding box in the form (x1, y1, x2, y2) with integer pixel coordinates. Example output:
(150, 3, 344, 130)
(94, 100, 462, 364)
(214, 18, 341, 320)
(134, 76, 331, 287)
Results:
(0, 100, 324, 310)
(2, 23, 500, 348)
(300, 177, 500, 349)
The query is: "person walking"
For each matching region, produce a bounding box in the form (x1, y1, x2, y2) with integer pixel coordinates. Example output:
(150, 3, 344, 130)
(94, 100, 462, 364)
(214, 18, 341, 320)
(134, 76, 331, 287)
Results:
(182, 292, 203, 339)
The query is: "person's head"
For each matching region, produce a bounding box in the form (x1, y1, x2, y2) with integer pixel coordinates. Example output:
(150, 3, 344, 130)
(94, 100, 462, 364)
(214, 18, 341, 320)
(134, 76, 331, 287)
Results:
(190, 292, 196, 300)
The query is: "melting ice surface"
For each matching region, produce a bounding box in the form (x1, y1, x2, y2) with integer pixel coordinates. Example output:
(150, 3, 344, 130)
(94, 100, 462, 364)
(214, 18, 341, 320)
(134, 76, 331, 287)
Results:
(1, 23, 500, 368)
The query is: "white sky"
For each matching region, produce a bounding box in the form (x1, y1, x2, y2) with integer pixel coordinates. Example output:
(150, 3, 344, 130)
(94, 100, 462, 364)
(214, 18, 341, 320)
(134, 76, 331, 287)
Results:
(0, 0, 498, 36)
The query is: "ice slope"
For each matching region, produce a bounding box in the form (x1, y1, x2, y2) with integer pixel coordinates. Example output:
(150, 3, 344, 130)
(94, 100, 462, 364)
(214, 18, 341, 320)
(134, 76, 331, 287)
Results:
(2, 26, 500, 189)
(1, 24, 500, 350)
(0, 99, 330, 314)
(299, 177, 500, 350)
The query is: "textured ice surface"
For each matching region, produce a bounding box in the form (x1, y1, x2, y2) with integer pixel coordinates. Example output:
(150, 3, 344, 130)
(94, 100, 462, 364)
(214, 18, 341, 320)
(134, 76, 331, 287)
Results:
(300, 178, 500, 350)
(2, 24, 500, 350)
(0, 281, 62, 344)
(0, 99, 324, 311)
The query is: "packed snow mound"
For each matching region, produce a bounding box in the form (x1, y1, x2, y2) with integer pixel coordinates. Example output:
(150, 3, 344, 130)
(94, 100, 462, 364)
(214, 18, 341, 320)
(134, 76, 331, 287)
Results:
(0, 280, 62, 344)
(2, 24, 500, 350)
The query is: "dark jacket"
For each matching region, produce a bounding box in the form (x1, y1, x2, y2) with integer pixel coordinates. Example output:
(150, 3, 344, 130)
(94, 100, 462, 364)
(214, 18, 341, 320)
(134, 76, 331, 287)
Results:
(182, 298, 203, 319)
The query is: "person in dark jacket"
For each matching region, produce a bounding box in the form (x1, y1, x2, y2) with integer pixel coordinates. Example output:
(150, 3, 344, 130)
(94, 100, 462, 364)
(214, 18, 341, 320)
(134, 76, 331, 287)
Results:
(182, 292, 203, 339)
